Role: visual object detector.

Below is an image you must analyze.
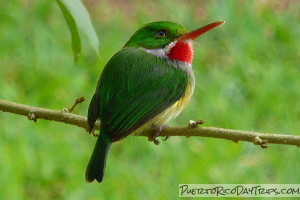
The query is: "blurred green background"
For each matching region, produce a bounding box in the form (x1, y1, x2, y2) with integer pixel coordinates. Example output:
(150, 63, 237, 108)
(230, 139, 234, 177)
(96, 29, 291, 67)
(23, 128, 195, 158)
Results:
(0, 0, 299, 199)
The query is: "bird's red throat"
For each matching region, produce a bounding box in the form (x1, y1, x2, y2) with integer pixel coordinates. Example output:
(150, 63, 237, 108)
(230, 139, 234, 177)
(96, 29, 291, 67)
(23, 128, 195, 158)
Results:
(167, 40, 193, 64)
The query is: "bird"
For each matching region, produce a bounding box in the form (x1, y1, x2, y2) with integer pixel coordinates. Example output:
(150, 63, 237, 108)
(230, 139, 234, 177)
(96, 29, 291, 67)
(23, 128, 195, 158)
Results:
(86, 21, 224, 183)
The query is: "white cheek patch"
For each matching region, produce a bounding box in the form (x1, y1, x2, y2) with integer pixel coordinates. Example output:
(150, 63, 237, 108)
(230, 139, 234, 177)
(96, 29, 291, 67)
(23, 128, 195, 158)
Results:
(143, 48, 166, 58)
(164, 41, 177, 52)
(141, 41, 178, 59)
(141, 40, 193, 63)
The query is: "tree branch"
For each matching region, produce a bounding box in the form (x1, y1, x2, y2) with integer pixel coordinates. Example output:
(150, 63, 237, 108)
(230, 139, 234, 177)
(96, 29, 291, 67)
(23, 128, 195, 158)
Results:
(1, 99, 299, 148)
(0, 99, 97, 131)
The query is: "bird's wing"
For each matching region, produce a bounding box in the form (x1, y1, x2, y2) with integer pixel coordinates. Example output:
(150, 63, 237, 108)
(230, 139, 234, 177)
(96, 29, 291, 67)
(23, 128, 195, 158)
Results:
(95, 47, 189, 141)
(87, 91, 100, 132)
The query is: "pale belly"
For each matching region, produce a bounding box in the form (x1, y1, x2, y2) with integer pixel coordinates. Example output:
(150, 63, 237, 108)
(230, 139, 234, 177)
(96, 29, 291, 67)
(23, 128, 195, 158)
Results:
(132, 78, 195, 135)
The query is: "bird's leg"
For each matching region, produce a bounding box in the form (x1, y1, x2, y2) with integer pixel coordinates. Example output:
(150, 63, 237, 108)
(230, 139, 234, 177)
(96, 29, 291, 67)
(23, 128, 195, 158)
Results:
(148, 125, 168, 145)
(88, 125, 99, 137)
(163, 136, 171, 141)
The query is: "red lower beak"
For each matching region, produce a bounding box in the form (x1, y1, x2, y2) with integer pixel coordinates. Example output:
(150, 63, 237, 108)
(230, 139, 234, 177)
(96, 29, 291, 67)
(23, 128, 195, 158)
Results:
(180, 21, 225, 41)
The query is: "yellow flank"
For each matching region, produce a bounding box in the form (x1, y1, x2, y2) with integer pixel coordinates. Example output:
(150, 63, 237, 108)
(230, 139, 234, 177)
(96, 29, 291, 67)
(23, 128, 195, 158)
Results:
(133, 78, 195, 135)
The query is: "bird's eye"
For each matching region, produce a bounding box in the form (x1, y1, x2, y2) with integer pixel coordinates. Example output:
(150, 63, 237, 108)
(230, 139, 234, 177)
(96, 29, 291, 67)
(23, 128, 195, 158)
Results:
(156, 30, 167, 37)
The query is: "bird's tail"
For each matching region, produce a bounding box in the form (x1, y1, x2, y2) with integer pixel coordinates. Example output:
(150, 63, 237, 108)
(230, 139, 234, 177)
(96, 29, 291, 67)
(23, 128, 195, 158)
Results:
(85, 130, 111, 183)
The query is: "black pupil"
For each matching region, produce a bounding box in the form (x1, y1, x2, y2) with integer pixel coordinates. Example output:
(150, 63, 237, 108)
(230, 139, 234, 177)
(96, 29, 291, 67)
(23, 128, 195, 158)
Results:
(157, 30, 166, 37)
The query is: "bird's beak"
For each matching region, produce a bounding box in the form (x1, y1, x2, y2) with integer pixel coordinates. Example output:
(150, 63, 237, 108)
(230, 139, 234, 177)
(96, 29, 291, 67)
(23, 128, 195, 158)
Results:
(179, 21, 225, 41)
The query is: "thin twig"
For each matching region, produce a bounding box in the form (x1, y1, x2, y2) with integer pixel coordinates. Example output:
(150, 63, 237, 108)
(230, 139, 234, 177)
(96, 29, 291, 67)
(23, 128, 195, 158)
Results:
(0, 99, 299, 147)
(68, 96, 85, 113)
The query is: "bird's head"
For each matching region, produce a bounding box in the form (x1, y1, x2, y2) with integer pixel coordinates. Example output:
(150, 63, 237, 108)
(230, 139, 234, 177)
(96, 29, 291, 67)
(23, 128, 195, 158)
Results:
(125, 21, 224, 64)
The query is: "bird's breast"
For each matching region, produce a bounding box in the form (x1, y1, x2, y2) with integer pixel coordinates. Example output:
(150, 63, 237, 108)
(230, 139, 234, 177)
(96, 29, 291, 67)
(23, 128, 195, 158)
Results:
(168, 77, 195, 119)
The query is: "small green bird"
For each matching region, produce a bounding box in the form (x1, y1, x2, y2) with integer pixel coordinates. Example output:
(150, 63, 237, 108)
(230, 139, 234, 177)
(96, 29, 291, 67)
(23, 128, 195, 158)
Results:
(86, 21, 224, 182)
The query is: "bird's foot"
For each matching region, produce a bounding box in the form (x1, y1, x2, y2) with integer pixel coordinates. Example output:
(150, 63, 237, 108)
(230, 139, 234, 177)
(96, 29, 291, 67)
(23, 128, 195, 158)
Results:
(163, 136, 171, 141)
(91, 131, 99, 137)
(188, 119, 205, 128)
(148, 125, 168, 145)
(88, 125, 99, 137)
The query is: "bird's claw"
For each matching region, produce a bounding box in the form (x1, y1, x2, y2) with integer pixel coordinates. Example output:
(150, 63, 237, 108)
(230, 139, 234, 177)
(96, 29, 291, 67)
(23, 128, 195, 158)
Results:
(163, 136, 171, 141)
(148, 125, 168, 145)
(88, 125, 99, 137)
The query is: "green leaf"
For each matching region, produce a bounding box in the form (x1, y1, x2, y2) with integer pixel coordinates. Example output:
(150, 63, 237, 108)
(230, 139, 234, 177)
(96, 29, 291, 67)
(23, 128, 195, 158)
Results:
(56, 0, 81, 63)
(56, 0, 100, 63)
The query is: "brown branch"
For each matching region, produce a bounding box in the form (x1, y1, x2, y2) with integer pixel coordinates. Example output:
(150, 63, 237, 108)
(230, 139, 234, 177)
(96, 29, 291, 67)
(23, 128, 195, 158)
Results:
(0, 99, 99, 131)
(0, 99, 299, 148)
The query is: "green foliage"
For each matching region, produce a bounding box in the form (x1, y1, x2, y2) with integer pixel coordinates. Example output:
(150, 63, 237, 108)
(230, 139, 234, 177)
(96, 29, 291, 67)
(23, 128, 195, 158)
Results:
(56, 0, 81, 63)
(0, 0, 299, 200)
(56, 0, 99, 63)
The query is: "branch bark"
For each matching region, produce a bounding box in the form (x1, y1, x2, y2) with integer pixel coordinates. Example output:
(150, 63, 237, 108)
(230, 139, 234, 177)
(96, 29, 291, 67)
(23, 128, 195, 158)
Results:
(1, 99, 299, 148)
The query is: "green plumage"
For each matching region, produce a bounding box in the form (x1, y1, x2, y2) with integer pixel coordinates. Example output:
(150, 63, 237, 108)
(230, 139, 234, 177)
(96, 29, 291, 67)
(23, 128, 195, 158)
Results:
(85, 20, 224, 183)
(85, 21, 199, 183)
(125, 21, 187, 48)
(86, 47, 189, 182)
(85, 129, 111, 182)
